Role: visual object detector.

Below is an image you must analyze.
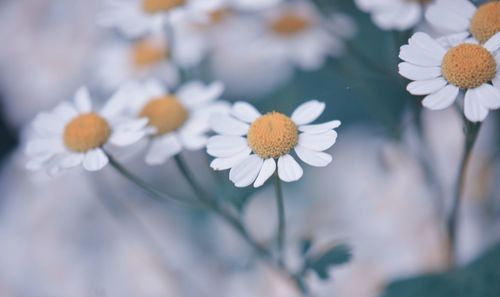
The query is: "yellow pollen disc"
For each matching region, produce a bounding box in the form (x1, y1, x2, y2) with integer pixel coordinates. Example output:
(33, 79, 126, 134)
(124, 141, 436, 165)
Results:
(271, 13, 311, 35)
(139, 95, 188, 136)
(131, 40, 169, 68)
(142, 0, 185, 14)
(441, 44, 497, 89)
(470, 2, 500, 43)
(209, 9, 230, 24)
(63, 113, 111, 152)
(247, 112, 298, 159)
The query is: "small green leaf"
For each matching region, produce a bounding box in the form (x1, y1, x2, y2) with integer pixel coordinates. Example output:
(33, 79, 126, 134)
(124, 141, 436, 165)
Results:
(306, 244, 352, 280)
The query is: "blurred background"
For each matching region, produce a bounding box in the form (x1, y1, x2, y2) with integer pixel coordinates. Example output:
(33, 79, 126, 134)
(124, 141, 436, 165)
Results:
(0, 0, 499, 296)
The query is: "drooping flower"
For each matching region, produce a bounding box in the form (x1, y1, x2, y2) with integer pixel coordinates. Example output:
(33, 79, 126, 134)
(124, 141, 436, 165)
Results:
(355, 0, 430, 31)
(97, 0, 224, 38)
(399, 32, 500, 122)
(26, 87, 149, 174)
(120, 79, 228, 165)
(207, 101, 341, 187)
(258, 1, 356, 70)
(426, 0, 500, 44)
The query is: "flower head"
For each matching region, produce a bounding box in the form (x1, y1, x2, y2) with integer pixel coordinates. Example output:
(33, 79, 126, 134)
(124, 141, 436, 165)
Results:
(426, 0, 500, 43)
(26, 87, 149, 174)
(399, 32, 500, 122)
(207, 101, 341, 187)
(121, 79, 228, 165)
(355, 0, 428, 31)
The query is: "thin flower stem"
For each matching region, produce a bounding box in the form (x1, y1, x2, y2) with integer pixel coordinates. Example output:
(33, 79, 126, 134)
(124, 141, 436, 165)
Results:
(173, 154, 308, 294)
(106, 152, 196, 207)
(274, 173, 286, 267)
(447, 120, 481, 266)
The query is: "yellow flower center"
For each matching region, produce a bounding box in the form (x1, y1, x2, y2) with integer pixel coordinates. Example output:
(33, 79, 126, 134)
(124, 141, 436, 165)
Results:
(131, 40, 169, 68)
(271, 13, 311, 35)
(470, 2, 500, 43)
(139, 95, 188, 136)
(441, 44, 497, 89)
(63, 113, 111, 152)
(247, 112, 298, 159)
(142, 0, 185, 14)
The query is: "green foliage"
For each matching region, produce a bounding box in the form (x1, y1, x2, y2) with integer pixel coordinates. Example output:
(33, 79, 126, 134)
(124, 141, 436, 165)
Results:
(304, 244, 352, 280)
(381, 243, 500, 297)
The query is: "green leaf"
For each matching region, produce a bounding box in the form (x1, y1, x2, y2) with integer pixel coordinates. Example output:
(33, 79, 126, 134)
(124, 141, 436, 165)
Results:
(305, 244, 352, 280)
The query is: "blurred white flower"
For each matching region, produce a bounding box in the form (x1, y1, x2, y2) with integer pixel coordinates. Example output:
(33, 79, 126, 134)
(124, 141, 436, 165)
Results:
(98, 0, 225, 38)
(92, 33, 179, 92)
(425, 0, 500, 44)
(121, 79, 228, 165)
(399, 32, 500, 122)
(230, 0, 283, 11)
(355, 0, 429, 31)
(258, 1, 356, 70)
(26, 87, 148, 173)
(207, 101, 340, 187)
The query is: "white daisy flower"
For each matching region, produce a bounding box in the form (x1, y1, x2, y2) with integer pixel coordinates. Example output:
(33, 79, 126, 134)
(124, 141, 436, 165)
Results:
(93, 34, 179, 92)
(25, 87, 149, 174)
(258, 1, 356, 70)
(122, 79, 228, 165)
(207, 101, 341, 188)
(98, 0, 225, 38)
(426, 0, 500, 44)
(398, 32, 500, 122)
(355, 0, 429, 31)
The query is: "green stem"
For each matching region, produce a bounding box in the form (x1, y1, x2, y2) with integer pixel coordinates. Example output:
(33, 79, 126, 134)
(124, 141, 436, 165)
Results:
(447, 120, 481, 266)
(274, 173, 286, 267)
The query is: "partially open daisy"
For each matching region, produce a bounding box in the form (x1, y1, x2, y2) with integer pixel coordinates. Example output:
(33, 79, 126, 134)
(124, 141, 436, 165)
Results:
(355, 0, 430, 31)
(259, 2, 356, 70)
(26, 87, 149, 174)
(207, 101, 340, 187)
(93, 34, 179, 92)
(123, 79, 228, 165)
(98, 0, 224, 38)
(399, 32, 500, 122)
(426, 0, 500, 44)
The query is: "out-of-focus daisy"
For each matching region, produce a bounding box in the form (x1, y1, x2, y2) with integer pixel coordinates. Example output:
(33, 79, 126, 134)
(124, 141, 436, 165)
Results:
(426, 0, 500, 44)
(93, 34, 179, 92)
(355, 0, 430, 31)
(258, 1, 356, 70)
(122, 79, 228, 165)
(26, 87, 148, 174)
(207, 101, 340, 187)
(98, 0, 224, 38)
(230, 0, 283, 11)
(399, 32, 500, 122)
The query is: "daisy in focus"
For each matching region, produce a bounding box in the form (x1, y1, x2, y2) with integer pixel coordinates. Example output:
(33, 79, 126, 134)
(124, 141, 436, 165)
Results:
(355, 0, 430, 31)
(426, 0, 500, 44)
(258, 1, 356, 70)
(399, 32, 500, 122)
(122, 79, 228, 165)
(207, 101, 340, 188)
(93, 34, 179, 92)
(26, 87, 149, 174)
(98, 0, 224, 38)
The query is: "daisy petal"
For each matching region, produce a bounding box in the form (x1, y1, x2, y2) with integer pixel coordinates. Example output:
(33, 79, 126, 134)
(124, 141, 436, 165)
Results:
(291, 100, 325, 125)
(408, 32, 447, 58)
(298, 130, 338, 152)
(295, 146, 332, 167)
(399, 44, 443, 67)
(229, 155, 263, 187)
(145, 134, 182, 165)
(254, 158, 276, 188)
(178, 81, 224, 108)
(210, 148, 252, 171)
(407, 77, 447, 95)
(484, 32, 500, 53)
(398, 63, 441, 81)
(476, 84, 500, 109)
(298, 120, 341, 134)
(83, 148, 109, 171)
(60, 153, 85, 169)
(277, 154, 303, 183)
(206, 135, 248, 157)
(232, 102, 262, 123)
(464, 88, 489, 122)
(425, 0, 474, 33)
(74, 87, 92, 113)
(422, 84, 459, 110)
(210, 115, 249, 136)
(101, 87, 130, 120)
